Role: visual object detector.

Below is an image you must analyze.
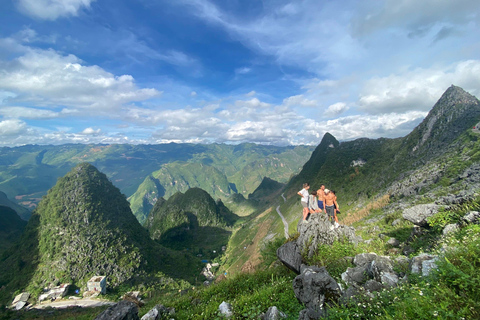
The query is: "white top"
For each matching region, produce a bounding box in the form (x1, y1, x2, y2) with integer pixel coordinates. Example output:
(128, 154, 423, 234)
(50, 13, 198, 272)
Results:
(299, 188, 309, 203)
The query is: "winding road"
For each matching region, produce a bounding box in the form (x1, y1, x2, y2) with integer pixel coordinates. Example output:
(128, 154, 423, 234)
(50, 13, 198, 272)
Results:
(276, 193, 289, 239)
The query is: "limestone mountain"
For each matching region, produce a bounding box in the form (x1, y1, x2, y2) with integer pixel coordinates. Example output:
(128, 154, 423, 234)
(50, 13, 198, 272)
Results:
(224, 85, 480, 274)
(0, 205, 27, 252)
(144, 187, 238, 255)
(0, 163, 200, 303)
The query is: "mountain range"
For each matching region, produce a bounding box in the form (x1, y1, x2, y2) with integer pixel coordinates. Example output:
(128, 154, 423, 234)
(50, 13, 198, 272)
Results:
(0, 85, 479, 317)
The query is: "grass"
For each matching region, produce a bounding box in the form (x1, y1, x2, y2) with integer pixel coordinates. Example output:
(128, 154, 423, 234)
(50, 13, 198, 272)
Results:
(342, 195, 390, 225)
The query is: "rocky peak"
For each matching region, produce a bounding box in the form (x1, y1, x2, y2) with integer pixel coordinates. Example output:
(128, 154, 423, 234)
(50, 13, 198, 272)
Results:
(411, 85, 480, 154)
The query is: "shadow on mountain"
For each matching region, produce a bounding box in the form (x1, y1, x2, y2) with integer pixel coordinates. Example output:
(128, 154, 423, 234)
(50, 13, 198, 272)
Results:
(158, 212, 231, 260)
(0, 213, 40, 304)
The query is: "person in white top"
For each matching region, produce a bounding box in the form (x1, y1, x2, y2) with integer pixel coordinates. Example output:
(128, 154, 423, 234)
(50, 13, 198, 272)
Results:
(297, 183, 310, 221)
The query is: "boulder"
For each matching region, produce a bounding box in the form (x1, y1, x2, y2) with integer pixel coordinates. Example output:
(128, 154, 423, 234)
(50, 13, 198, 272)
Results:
(462, 211, 480, 224)
(410, 253, 438, 275)
(364, 280, 383, 292)
(95, 300, 139, 320)
(141, 304, 175, 320)
(386, 238, 400, 247)
(219, 301, 233, 318)
(353, 253, 378, 267)
(277, 241, 302, 274)
(402, 204, 440, 227)
(442, 223, 459, 236)
(293, 265, 342, 319)
(296, 214, 358, 258)
(261, 306, 287, 320)
(341, 266, 368, 286)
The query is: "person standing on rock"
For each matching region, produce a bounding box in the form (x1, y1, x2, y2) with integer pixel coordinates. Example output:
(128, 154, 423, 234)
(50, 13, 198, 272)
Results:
(331, 190, 340, 228)
(324, 189, 339, 226)
(298, 183, 310, 221)
(316, 185, 326, 213)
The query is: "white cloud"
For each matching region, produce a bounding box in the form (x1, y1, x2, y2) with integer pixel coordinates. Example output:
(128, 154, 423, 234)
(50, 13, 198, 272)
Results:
(80, 127, 101, 135)
(245, 91, 256, 97)
(325, 102, 349, 117)
(0, 47, 161, 114)
(0, 119, 28, 136)
(16, 0, 95, 20)
(0, 107, 61, 119)
(358, 60, 480, 114)
(190, 91, 197, 96)
(282, 95, 317, 108)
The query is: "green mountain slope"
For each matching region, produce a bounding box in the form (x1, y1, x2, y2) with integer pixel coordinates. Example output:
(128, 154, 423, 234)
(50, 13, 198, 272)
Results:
(0, 163, 201, 303)
(0, 143, 314, 220)
(144, 188, 238, 257)
(221, 85, 480, 274)
(130, 145, 313, 222)
(0, 191, 31, 220)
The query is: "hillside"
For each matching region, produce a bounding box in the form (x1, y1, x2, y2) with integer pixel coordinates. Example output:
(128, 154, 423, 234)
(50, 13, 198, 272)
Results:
(0, 143, 313, 221)
(144, 188, 239, 258)
(220, 85, 480, 274)
(0, 191, 31, 221)
(0, 163, 201, 304)
(129, 144, 312, 222)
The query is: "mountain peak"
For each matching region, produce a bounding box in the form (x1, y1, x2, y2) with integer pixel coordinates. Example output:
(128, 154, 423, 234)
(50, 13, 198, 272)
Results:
(436, 85, 479, 108)
(411, 85, 480, 154)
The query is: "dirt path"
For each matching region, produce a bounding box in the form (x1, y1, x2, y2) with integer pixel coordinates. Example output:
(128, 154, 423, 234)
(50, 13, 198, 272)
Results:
(31, 298, 115, 310)
(276, 193, 289, 239)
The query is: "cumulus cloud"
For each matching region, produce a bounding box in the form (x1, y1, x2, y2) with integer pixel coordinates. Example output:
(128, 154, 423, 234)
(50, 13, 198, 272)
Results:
(325, 102, 349, 117)
(16, 0, 95, 20)
(0, 47, 160, 114)
(0, 119, 28, 136)
(282, 95, 318, 108)
(80, 127, 101, 135)
(358, 60, 480, 114)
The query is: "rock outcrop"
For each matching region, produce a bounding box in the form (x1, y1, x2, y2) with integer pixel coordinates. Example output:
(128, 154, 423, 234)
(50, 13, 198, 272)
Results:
(95, 300, 139, 320)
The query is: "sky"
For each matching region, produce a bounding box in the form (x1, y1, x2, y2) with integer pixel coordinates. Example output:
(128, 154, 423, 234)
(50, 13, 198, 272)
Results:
(0, 0, 479, 147)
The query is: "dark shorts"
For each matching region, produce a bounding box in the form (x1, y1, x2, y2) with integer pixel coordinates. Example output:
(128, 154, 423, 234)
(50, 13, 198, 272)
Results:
(318, 200, 324, 210)
(326, 205, 335, 218)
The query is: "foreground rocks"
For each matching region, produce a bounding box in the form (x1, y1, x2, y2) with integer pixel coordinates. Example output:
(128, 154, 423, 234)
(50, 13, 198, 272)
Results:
(95, 300, 139, 320)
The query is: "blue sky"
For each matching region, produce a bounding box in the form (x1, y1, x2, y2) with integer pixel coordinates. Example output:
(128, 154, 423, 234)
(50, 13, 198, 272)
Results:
(0, 0, 479, 146)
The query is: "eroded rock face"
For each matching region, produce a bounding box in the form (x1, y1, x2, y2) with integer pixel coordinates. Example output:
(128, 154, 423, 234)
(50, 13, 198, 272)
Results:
(296, 213, 359, 258)
(402, 204, 441, 227)
(277, 241, 302, 274)
(293, 265, 342, 319)
(410, 253, 438, 276)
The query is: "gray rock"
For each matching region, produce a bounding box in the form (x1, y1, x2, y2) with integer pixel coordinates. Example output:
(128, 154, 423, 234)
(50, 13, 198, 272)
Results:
(296, 214, 358, 258)
(341, 266, 368, 286)
(293, 265, 342, 317)
(422, 257, 439, 276)
(386, 238, 400, 247)
(410, 253, 437, 275)
(402, 204, 441, 227)
(442, 223, 459, 236)
(380, 272, 399, 288)
(363, 280, 383, 292)
(366, 256, 394, 281)
(140, 305, 174, 320)
(353, 253, 378, 267)
(277, 241, 302, 274)
(463, 211, 480, 224)
(95, 300, 139, 320)
(219, 301, 233, 318)
(261, 306, 287, 320)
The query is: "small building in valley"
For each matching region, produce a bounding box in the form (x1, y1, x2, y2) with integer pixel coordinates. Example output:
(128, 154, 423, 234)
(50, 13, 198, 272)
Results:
(87, 276, 106, 294)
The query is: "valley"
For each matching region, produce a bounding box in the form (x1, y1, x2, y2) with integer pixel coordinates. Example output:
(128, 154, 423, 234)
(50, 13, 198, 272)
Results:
(0, 85, 479, 319)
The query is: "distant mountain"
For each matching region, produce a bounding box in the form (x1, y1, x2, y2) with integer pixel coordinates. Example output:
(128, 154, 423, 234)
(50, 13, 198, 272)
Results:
(0, 205, 27, 252)
(0, 191, 31, 220)
(144, 188, 238, 256)
(129, 144, 313, 223)
(0, 143, 314, 221)
(0, 163, 201, 303)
